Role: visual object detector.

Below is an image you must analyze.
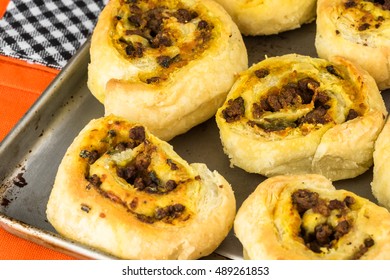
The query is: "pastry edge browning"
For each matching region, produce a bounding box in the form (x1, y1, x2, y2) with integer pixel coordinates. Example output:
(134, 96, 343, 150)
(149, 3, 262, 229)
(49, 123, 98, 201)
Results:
(213, 0, 317, 36)
(234, 174, 390, 260)
(87, 0, 248, 141)
(315, 0, 390, 90)
(216, 54, 387, 181)
(46, 115, 236, 260)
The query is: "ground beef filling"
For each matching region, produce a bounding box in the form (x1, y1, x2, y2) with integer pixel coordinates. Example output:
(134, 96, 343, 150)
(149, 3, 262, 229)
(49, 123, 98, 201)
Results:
(344, 1, 390, 30)
(113, 0, 214, 83)
(251, 77, 335, 130)
(116, 147, 179, 194)
(221, 97, 245, 123)
(79, 124, 187, 224)
(291, 189, 375, 258)
(222, 73, 360, 131)
(136, 203, 187, 224)
(85, 171, 186, 224)
(80, 149, 100, 164)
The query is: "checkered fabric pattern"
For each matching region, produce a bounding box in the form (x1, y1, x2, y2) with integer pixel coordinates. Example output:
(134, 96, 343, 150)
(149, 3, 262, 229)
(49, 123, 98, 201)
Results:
(0, 0, 108, 69)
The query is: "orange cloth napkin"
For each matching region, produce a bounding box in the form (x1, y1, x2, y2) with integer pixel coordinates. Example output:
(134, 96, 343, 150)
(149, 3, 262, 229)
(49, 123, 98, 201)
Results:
(0, 0, 76, 260)
(0, 55, 76, 260)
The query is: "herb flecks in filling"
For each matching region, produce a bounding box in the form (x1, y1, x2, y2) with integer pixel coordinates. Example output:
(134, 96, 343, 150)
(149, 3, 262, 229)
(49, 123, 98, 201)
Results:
(81, 204, 91, 213)
(343, 1, 390, 32)
(291, 189, 375, 258)
(252, 77, 321, 116)
(112, 0, 215, 84)
(136, 203, 186, 224)
(249, 76, 333, 132)
(222, 65, 363, 132)
(80, 149, 100, 164)
(79, 121, 191, 224)
(116, 145, 179, 194)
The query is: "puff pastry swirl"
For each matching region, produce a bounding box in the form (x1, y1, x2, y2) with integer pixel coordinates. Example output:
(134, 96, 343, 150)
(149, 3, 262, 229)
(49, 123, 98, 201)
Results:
(46, 115, 236, 259)
(315, 0, 390, 90)
(235, 174, 390, 259)
(212, 0, 317, 35)
(215, 54, 387, 181)
(87, 0, 248, 140)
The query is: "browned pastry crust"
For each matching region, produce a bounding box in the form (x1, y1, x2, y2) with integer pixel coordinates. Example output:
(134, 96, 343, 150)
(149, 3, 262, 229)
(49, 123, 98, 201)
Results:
(372, 116, 390, 210)
(235, 174, 390, 259)
(87, 0, 248, 140)
(46, 115, 236, 259)
(315, 0, 390, 90)
(216, 54, 387, 181)
(213, 0, 317, 35)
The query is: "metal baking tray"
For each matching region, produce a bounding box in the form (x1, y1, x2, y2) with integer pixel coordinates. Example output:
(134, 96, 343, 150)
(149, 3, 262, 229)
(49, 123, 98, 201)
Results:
(1, 22, 390, 260)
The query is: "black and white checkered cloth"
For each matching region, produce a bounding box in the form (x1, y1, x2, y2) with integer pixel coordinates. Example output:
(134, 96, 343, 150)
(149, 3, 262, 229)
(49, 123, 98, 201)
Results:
(0, 0, 108, 69)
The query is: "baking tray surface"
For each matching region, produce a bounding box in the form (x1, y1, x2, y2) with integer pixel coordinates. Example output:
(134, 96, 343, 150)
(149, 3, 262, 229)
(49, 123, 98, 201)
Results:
(1, 23, 389, 260)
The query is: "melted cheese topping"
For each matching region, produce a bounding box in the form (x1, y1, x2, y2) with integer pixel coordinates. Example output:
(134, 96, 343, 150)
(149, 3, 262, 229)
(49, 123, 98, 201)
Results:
(273, 185, 376, 259)
(111, 0, 217, 83)
(78, 118, 198, 226)
(219, 55, 368, 140)
(336, 0, 390, 46)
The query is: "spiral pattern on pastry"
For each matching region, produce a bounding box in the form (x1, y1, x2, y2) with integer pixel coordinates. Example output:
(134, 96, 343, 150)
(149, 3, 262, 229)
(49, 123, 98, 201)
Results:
(215, 54, 387, 181)
(46, 115, 236, 259)
(234, 174, 390, 259)
(212, 0, 317, 35)
(315, 0, 390, 90)
(87, 0, 248, 140)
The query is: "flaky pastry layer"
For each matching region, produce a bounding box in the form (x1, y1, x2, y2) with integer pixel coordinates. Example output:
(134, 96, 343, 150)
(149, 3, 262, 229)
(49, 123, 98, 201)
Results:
(216, 54, 387, 181)
(235, 174, 390, 259)
(46, 115, 236, 259)
(213, 0, 316, 35)
(315, 0, 390, 90)
(372, 116, 390, 210)
(87, 0, 248, 140)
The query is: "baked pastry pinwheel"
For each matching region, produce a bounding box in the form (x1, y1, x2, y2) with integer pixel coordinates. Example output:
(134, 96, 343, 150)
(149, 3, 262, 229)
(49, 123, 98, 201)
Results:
(212, 0, 317, 35)
(87, 0, 248, 141)
(315, 0, 390, 90)
(46, 115, 236, 260)
(372, 117, 390, 210)
(215, 54, 387, 181)
(234, 174, 390, 259)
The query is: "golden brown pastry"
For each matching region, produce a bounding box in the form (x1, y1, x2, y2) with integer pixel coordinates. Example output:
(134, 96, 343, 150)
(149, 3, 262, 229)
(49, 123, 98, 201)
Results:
(235, 174, 390, 259)
(46, 115, 236, 260)
(215, 54, 387, 181)
(315, 0, 390, 90)
(372, 116, 390, 210)
(212, 0, 317, 35)
(87, 0, 248, 141)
